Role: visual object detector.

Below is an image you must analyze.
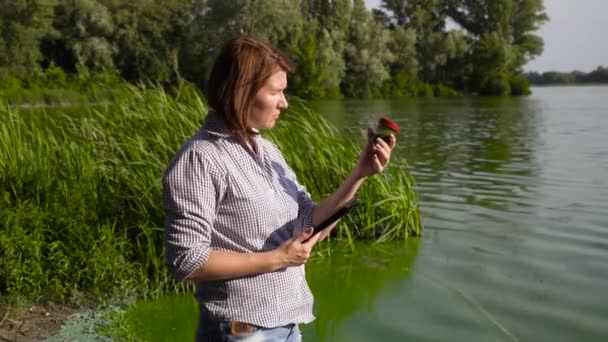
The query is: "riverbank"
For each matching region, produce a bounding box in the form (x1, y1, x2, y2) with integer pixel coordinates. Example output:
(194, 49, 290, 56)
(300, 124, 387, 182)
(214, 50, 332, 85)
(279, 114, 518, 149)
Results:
(0, 302, 89, 341)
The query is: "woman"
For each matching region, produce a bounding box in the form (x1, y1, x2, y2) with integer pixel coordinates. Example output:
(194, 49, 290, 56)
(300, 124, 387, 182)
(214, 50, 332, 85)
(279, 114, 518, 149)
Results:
(163, 35, 396, 341)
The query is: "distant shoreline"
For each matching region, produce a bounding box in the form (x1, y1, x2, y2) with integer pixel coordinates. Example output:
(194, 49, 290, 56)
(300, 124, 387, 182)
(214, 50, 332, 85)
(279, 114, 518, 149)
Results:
(525, 66, 608, 85)
(529, 83, 608, 86)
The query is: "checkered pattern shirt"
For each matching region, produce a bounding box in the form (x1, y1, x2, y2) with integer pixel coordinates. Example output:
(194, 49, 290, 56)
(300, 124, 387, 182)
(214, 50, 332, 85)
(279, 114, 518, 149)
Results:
(163, 111, 316, 328)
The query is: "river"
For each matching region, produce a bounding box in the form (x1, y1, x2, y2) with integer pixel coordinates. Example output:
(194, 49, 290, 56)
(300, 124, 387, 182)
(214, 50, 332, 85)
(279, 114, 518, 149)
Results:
(120, 86, 608, 341)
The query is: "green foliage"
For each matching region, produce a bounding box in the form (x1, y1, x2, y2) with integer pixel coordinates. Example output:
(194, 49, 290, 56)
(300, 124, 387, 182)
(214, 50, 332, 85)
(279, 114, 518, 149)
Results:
(309, 0, 351, 93)
(43, 63, 68, 88)
(468, 32, 520, 95)
(0, 0, 56, 76)
(342, 0, 394, 98)
(315, 28, 347, 94)
(434, 83, 460, 96)
(242, 0, 304, 47)
(0, 110, 141, 302)
(0, 64, 124, 105)
(480, 72, 511, 96)
(388, 27, 418, 78)
(290, 32, 327, 99)
(508, 74, 531, 96)
(0, 0, 547, 97)
(44, 0, 116, 72)
(446, 0, 548, 94)
(390, 73, 423, 96)
(372, 72, 458, 98)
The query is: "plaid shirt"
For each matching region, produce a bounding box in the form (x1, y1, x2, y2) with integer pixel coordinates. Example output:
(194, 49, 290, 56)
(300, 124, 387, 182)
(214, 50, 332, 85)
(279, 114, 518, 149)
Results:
(163, 112, 316, 327)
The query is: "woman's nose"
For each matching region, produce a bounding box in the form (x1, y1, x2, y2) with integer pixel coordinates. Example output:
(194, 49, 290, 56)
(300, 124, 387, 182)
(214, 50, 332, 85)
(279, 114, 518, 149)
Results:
(279, 93, 288, 109)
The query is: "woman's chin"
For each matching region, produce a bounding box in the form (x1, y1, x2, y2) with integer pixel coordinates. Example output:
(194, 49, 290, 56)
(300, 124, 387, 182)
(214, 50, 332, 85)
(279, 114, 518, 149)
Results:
(266, 120, 278, 129)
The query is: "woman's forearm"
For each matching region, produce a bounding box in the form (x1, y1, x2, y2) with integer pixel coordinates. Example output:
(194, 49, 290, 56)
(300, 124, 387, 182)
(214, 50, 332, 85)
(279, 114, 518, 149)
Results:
(312, 170, 366, 226)
(187, 249, 284, 281)
(313, 132, 394, 229)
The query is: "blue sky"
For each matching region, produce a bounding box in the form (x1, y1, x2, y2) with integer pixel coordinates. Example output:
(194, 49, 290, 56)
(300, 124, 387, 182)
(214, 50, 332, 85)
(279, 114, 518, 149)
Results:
(365, 0, 608, 72)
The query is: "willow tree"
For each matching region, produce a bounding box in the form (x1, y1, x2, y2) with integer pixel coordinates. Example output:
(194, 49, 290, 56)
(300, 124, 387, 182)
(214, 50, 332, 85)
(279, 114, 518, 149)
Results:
(43, 0, 115, 73)
(342, 0, 394, 98)
(446, 0, 548, 94)
(379, 0, 468, 85)
(0, 0, 56, 78)
(314, 0, 352, 96)
(91, 0, 202, 83)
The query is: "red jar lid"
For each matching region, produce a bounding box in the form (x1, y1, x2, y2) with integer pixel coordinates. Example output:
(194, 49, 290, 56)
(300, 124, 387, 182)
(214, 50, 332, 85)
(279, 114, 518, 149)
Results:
(378, 117, 400, 133)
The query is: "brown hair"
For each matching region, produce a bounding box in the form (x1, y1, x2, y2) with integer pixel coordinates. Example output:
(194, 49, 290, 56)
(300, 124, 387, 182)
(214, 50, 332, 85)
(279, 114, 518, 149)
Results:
(206, 35, 293, 141)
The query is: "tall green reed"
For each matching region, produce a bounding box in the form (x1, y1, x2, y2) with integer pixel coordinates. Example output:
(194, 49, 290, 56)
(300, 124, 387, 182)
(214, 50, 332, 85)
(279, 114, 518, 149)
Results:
(0, 84, 420, 304)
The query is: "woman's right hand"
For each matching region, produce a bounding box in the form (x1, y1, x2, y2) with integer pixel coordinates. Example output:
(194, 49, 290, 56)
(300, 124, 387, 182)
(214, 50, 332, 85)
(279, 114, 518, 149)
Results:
(275, 228, 321, 268)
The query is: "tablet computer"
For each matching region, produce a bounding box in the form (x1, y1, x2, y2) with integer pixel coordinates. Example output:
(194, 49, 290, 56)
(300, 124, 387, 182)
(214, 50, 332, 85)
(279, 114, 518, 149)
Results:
(304, 197, 360, 241)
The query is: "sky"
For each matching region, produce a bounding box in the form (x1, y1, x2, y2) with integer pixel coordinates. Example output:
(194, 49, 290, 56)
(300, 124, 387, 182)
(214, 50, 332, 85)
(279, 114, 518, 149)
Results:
(364, 0, 608, 72)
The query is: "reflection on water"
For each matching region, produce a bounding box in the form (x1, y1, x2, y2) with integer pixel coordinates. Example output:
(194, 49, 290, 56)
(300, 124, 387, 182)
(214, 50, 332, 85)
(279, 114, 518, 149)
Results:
(124, 86, 608, 341)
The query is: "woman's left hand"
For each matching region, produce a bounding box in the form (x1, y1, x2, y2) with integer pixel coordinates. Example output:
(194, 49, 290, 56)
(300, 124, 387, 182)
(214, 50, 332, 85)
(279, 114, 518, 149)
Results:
(354, 128, 397, 179)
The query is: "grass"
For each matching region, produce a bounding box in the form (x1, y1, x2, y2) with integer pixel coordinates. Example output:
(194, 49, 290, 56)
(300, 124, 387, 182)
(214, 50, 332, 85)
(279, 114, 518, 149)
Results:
(0, 84, 420, 305)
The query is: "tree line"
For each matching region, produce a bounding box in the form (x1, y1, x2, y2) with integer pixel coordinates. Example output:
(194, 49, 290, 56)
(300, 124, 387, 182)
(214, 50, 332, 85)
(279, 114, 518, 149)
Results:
(0, 0, 548, 98)
(525, 66, 608, 85)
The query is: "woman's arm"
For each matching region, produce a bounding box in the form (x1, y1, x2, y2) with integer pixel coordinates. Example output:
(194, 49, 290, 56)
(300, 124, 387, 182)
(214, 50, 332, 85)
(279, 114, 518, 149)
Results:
(311, 129, 396, 239)
(186, 227, 321, 281)
(187, 249, 280, 281)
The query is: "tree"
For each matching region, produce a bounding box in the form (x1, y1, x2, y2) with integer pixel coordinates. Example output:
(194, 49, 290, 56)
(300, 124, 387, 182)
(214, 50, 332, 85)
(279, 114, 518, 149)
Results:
(96, 0, 198, 83)
(511, 0, 548, 67)
(242, 0, 305, 49)
(290, 30, 326, 99)
(433, 29, 470, 87)
(471, 32, 512, 94)
(202, 0, 247, 52)
(343, 0, 394, 98)
(43, 0, 115, 73)
(388, 26, 417, 78)
(172, 0, 210, 88)
(379, 0, 410, 27)
(587, 66, 608, 83)
(379, 0, 468, 83)
(446, 0, 548, 93)
(0, 0, 56, 77)
(196, 0, 305, 89)
(313, 0, 351, 94)
(273, 0, 352, 97)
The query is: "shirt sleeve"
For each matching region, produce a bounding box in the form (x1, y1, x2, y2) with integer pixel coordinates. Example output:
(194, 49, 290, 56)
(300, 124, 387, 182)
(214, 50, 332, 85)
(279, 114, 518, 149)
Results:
(162, 147, 225, 282)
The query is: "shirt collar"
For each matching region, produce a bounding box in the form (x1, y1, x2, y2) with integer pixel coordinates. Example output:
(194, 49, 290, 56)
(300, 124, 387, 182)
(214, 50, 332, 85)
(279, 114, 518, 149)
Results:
(202, 111, 233, 138)
(203, 111, 262, 138)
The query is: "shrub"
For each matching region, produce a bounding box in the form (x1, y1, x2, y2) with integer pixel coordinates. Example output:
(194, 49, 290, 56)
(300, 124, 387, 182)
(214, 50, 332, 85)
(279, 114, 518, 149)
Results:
(481, 72, 511, 96)
(509, 74, 531, 96)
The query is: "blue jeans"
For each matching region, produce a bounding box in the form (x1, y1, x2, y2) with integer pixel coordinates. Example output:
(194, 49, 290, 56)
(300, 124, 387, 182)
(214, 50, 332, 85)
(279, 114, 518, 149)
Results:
(196, 320, 301, 342)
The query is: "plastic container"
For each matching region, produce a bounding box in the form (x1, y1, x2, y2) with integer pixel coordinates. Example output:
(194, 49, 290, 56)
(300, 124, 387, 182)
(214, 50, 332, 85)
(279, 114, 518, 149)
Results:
(373, 116, 400, 143)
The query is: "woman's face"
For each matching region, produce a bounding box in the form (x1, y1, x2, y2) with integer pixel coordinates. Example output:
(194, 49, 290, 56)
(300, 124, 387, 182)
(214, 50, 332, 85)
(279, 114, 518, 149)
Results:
(249, 70, 288, 130)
